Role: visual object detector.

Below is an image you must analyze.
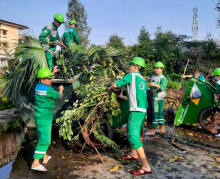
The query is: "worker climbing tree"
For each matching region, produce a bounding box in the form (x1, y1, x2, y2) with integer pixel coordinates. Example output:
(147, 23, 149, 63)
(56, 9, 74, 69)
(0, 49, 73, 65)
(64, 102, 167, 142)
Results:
(39, 13, 67, 71)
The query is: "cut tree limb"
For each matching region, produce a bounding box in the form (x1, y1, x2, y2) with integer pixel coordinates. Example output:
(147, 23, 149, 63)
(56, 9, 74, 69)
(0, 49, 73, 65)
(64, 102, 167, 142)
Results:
(78, 120, 104, 164)
(93, 92, 108, 98)
(171, 141, 188, 152)
(178, 59, 190, 91)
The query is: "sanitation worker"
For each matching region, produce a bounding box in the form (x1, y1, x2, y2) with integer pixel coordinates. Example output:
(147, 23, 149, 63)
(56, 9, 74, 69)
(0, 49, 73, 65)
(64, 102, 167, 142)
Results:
(31, 67, 64, 171)
(213, 68, 220, 136)
(39, 14, 67, 71)
(214, 68, 220, 99)
(109, 57, 151, 176)
(145, 62, 168, 135)
(182, 69, 206, 82)
(62, 20, 80, 48)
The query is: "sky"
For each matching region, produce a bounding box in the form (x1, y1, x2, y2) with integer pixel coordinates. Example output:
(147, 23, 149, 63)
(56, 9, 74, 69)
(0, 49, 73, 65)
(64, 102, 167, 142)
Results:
(0, 0, 219, 45)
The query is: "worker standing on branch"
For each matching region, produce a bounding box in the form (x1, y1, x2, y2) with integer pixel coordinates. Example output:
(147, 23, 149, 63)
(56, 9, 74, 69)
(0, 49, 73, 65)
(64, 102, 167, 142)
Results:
(109, 57, 151, 176)
(31, 67, 64, 171)
(62, 20, 80, 48)
(39, 14, 67, 71)
(145, 62, 168, 135)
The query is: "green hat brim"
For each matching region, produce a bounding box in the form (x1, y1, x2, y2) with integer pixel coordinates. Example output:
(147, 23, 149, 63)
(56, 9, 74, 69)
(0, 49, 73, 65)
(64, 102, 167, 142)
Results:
(39, 75, 55, 79)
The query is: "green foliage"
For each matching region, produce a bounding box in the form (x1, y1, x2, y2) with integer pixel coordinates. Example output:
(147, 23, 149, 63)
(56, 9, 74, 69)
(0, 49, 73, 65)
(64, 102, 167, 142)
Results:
(215, 1, 220, 27)
(55, 45, 100, 79)
(93, 129, 119, 152)
(168, 74, 182, 81)
(2, 117, 22, 131)
(66, 0, 91, 45)
(11, 117, 22, 129)
(131, 26, 153, 59)
(0, 77, 13, 110)
(137, 26, 151, 44)
(0, 97, 13, 110)
(129, 26, 220, 80)
(166, 74, 188, 90)
(2, 36, 47, 100)
(142, 59, 155, 76)
(56, 45, 125, 149)
(107, 35, 125, 50)
(3, 122, 9, 131)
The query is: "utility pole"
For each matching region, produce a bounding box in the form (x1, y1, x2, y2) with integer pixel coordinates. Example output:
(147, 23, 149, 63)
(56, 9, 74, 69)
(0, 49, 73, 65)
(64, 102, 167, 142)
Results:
(192, 7, 199, 41)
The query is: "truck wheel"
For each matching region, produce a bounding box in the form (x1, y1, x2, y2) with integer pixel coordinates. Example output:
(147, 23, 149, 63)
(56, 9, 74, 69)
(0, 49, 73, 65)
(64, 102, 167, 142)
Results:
(199, 107, 220, 134)
(84, 119, 113, 150)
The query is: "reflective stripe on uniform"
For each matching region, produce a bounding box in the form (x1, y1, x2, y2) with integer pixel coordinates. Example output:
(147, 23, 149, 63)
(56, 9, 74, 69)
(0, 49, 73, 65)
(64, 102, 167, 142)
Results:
(35, 151, 46, 154)
(64, 30, 73, 33)
(35, 90, 47, 96)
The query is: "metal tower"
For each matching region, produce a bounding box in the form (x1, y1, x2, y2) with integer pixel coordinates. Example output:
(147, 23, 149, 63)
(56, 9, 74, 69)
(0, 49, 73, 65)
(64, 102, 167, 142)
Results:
(192, 7, 198, 41)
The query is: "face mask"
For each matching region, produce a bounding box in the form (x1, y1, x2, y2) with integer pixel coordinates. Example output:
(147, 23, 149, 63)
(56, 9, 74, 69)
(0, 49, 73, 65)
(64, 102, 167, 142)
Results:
(215, 78, 219, 82)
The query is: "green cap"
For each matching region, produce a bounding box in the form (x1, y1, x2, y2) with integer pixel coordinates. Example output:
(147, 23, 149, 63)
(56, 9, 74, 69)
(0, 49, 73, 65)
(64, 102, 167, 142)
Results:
(54, 13, 64, 23)
(70, 20, 77, 24)
(214, 68, 220, 76)
(154, 62, 165, 69)
(37, 68, 54, 78)
(131, 57, 145, 68)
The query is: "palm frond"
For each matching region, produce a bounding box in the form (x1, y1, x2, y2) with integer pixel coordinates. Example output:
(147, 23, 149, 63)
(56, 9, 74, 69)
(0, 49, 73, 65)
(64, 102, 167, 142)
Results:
(2, 36, 47, 100)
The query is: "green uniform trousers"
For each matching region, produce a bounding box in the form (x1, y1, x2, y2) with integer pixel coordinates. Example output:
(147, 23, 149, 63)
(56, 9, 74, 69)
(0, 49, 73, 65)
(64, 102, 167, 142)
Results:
(33, 115, 52, 159)
(45, 51, 54, 71)
(152, 99, 165, 129)
(128, 111, 146, 150)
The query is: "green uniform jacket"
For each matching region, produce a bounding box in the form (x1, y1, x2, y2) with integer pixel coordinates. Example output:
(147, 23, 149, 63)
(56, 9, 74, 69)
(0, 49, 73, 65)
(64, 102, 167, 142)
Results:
(62, 27, 79, 48)
(215, 81, 220, 94)
(192, 74, 207, 83)
(149, 73, 168, 100)
(34, 83, 60, 117)
(39, 22, 60, 52)
(115, 72, 148, 112)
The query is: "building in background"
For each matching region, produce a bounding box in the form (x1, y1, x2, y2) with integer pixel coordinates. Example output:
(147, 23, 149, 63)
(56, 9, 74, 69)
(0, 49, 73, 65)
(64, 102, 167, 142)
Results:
(0, 19, 28, 68)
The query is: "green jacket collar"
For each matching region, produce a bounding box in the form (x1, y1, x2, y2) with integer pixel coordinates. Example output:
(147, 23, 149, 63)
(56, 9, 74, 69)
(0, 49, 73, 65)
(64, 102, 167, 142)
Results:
(134, 72, 140, 74)
(156, 73, 163, 77)
(52, 22, 57, 30)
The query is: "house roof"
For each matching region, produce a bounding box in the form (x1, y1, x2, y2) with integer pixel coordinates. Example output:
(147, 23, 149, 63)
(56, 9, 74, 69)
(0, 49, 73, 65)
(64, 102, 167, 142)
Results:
(0, 19, 29, 29)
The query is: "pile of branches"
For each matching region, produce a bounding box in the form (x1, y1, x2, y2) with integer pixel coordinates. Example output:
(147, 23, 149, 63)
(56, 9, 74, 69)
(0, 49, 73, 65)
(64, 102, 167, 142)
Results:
(54, 45, 128, 79)
(1, 36, 130, 160)
(56, 44, 128, 153)
(164, 89, 184, 110)
(1, 37, 129, 154)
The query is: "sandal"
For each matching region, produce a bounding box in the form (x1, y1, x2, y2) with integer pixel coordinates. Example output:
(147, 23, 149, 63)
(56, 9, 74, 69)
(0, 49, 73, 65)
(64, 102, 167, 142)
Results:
(155, 129, 161, 134)
(31, 164, 47, 171)
(122, 154, 138, 161)
(132, 167, 151, 176)
(42, 156, 52, 164)
(145, 131, 155, 136)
